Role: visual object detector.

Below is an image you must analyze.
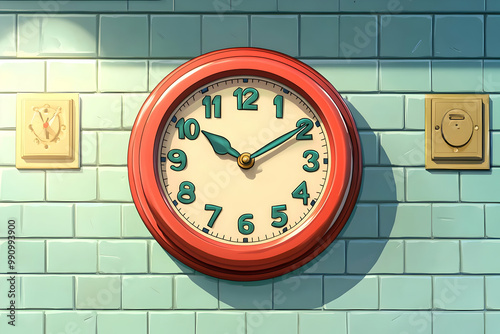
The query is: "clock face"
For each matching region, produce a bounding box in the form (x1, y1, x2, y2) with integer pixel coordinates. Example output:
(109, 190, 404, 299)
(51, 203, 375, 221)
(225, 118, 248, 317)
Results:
(128, 48, 362, 280)
(158, 76, 330, 244)
(29, 104, 64, 147)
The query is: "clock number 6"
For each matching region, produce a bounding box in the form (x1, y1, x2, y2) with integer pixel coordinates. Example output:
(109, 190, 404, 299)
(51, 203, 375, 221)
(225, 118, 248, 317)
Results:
(176, 118, 200, 140)
(238, 214, 255, 235)
(177, 181, 196, 204)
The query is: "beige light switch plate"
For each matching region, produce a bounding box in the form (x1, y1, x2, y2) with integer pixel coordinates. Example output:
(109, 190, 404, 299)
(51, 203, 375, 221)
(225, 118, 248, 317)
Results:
(425, 94, 489, 170)
(16, 93, 80, 169)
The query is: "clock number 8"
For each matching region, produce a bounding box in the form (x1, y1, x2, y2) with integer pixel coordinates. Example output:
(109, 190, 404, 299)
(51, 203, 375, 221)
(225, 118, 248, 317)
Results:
(176, 118, 200, 140)
(177, 181, 196, 204)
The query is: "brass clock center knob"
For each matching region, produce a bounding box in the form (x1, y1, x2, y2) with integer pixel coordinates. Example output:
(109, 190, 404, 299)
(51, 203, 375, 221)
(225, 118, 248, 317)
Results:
(237, 152, 255, 169)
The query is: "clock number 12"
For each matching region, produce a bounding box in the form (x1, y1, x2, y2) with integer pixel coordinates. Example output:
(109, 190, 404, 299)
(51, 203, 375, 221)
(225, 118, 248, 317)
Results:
(234, 87, 259, 110)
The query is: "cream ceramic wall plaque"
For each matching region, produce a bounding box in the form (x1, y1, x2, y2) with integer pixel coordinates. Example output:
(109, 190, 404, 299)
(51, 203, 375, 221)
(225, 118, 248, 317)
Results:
(16, 93, 80, 169)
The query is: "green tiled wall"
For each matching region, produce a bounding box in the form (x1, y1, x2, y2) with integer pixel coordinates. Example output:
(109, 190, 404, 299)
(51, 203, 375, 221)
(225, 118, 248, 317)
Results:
(0, 1, 499, 333)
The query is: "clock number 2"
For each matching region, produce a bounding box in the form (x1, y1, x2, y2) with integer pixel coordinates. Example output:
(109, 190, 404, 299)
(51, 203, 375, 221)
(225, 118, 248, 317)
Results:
(176, 118, 200, 140)
(238, 214, 255, 235)
(296, 118, 313, 140)
(177, 181, 196, 204)
(234, 87, 259, 110)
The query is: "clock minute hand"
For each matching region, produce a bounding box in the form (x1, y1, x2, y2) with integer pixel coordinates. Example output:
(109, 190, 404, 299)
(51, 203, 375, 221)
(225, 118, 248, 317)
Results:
(250, 124, 305, 159)
(202, 130, 240, 159)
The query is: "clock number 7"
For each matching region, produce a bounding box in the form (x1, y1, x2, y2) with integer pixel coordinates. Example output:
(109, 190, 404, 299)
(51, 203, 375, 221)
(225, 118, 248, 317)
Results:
(205, 204, 222, 228)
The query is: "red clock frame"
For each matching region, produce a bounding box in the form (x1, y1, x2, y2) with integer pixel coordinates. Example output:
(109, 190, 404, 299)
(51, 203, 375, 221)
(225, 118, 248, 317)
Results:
(128, 48, 362, 281)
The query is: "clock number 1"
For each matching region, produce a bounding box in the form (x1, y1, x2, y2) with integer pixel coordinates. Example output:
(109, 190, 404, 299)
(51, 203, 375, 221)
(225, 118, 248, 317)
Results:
(176, 118, 200, 140)
(238, 214, 255, 235)
(234, 87, 259, 110)
(274, 95, 283, 118)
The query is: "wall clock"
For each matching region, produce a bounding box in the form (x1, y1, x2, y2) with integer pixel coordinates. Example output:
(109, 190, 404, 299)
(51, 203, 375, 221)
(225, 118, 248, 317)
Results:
(128, 48, 362, 281)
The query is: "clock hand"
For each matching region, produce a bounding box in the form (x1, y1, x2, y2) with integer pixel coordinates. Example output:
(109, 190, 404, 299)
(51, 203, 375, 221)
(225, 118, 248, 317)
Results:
(202, 130, 240, 159)
(249, 123, 306, 159)
(48, 111, 60, 126)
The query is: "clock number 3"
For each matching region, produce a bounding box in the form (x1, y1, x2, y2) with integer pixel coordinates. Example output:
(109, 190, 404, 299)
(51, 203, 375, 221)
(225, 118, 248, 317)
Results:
(302, 150, 319, 172)
(177, 181, 196, 204)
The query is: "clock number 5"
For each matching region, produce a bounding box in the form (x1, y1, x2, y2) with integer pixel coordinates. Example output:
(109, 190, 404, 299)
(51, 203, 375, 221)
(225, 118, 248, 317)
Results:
(302, 150, 319, 172)
(177, 181, 196, 204)
(234, 87, 259, 110)
(238, 214, 255, 235)
(176, 118, 200, 140)
(271, 205, 288, 228)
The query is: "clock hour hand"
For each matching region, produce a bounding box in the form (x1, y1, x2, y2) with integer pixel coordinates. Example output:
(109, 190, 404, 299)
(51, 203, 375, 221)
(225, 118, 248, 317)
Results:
(249, 123, 306, 159)
(202, 130, 240, 159)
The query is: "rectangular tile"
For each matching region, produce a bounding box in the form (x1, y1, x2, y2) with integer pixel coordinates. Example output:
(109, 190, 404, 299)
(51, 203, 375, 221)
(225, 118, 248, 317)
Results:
(175, 0, 229, 12)
(380, 15, 432, 57)
(47, 60, 97, 92)
(150, 242, 194, 274)
(380, 276, 432, 309)
(122, 204, 151, 238)
(129, 0, 174, 11)
(0, 15, 15, 56)
(46, 168, 97, 201)
(339, 15, 377, 58)
(151, 15, 201, 57)
(306, 60, 378, 92)
(0, 168, 45, 201)
(149, 312, 195, 334)
(358, 132, 378, 165)
(302, 240, 345, 274)
(98, 167, 132, 202)
(432, 60, 483, 93)
(0, 240, 45, 273)
(359, 167, 405, 202)
(347, 95, 404, 129)
(434, 15, 484, 58)
(82, 131, 97, 165)
(47, 240, 97, 273)
(76, 275, 121, 309)
(202, 15, 248, 54)
(97, 312, 147, 334)
(273, 276, 322, 309)
(22, 275, 74, 309)
(405, 95, 425, 130)
(0, 94, 16, 129)
(0, 60, 45, 92)
(432, 204, 484, 238)
(347, 240, 404, 274)
(21, 203, 73, 237)
(46, 311, 96, 334)
(433, 312, 484, 334)
(219, 280, 272, 309)
(486, 312, 500, 334)
(251, 16, 298, 57)
(81, 94, 122, 129)
(340, 0, 484, 12)
(486, 16, 500, 57)
(98, 131, 130, 165)
(379, 204, 432, 238)
(0, 1, 127, 11)
(406, 168, 459, 202)
(461, 168, 500, 202)
(462, 240, 500, 273)
(348, 311, 432, 334)
(486, 204, 500, 237)
(149, 60, 187, 90)
(122, 93, 147, 129)
(98, 60, 148, 93)
(197, 312, 246, 334)
(99, 15, 148, 58)
(325, 276, 378, 309)
(18, 15, 97, 57)
(486, 276, 500, 309)
(405, 240, 460, 273)
(99, 240, 148, 273)
(174, 275, 218, 309)
(0, 311, 43, 334)
(433, 276, 484, 310)
(0, 131, 15, 165)
(122, 276, 173, 309)
(339, 204, 378, 238)
(278, 0, 338, 11)
(246, 312, 297, 334)
(484, 61, 500, 92)
(380, 61, 431, 92)
(300, 15, 339, 58)
(76, 203, 121, 238)
(299, 313, 346, 334)
(379, 131, 425, 166)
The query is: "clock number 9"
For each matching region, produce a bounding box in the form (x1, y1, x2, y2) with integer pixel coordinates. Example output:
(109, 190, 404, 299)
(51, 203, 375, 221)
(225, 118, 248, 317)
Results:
(271, 205, 288, 228)
(238, 213, 255, 235)
(302, 150, 319, 172)
(175, 118, 200, 140)
(296, 118, 313, 140)
(167, 149, 187, 171)
(234, 87, 259, 110)
(177, 181, 196, 204)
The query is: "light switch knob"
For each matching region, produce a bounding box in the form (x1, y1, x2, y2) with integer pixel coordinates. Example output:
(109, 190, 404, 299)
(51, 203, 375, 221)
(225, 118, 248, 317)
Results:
(441, 109, 474, 147)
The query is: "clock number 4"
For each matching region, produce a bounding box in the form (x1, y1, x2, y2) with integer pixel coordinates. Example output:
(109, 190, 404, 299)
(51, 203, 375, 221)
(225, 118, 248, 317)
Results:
(234, 87, 259, 110)
(176, 118, 200, 140)
(292, 181, 310, 205)
(238, 214, 255, 235)
(203, 95, 221, 118)
(177, 181, 196, 204)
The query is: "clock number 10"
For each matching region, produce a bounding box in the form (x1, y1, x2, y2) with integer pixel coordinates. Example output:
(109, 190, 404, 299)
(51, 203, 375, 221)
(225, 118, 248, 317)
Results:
(176, 118, 200, 140)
